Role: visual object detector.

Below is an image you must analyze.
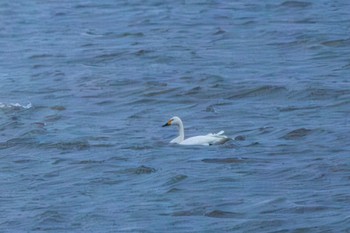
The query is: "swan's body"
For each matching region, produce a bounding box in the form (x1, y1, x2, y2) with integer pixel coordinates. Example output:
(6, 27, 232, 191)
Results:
(162, 116, 230, 146)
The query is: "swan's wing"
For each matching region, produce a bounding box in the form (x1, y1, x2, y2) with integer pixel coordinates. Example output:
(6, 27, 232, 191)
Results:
(180, 133, 230, 146)
(170, 136, 183, 144)
(180, 136, 211, 146)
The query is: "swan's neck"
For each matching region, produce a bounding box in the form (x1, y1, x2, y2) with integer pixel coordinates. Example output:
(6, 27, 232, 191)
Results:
(177, 121, 185, 142)
(171, 120, 185, 144)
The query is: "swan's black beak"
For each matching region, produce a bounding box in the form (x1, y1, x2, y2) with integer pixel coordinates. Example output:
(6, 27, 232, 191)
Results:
(162, 122, 170, 127)
(162, 120, 172, 127)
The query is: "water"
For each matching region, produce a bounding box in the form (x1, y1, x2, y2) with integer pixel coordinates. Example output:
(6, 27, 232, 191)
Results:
(1, 0, 350, 232)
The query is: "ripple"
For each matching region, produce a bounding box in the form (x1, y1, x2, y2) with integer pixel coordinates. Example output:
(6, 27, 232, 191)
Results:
(322, 38, 350, 47)
(227, 85, 288, 99)
(205, 210, 243, 218)
(50, 106, 66, 111)
(132, 165, 157, 175)
(119, 165, 157, 175)
(282, 128, 313, 140)
(44, 141, 91, 151)
(73, 160, 105, 165)
(280, 1, 312, 8)
(202, 158, 245, 164)
(163, 175, 188, 186)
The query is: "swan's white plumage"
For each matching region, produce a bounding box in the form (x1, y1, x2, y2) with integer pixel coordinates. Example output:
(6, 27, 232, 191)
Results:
(162, 116, 230, 146)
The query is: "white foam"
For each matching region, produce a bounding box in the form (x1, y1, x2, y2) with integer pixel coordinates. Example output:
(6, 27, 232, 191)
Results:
(0, 102, 32, 109)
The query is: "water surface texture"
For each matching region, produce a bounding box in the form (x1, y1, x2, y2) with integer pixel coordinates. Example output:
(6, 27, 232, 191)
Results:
(1, 1, 350, 232)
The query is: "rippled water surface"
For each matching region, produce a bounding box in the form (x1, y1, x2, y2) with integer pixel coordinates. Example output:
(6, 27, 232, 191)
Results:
(1, 1, 350, 232)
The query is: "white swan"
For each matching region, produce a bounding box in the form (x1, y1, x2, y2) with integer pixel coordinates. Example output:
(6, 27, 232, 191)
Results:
(162, 116, 230, 146)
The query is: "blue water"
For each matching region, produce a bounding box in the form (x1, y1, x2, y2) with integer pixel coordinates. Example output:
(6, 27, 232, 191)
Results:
(1, 1, 350, 232)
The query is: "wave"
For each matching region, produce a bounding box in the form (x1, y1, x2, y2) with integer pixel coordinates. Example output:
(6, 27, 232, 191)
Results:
(227, 85, 288, 100)
(0, 102, 32, 109)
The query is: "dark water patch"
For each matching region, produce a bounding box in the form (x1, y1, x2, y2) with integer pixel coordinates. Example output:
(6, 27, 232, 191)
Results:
(73, 160, 105, 165)
(106, 156, 128, 162)
(185, 86, 202, 95)
(118, 32, 144, 38)
(172, 208, 204, 217)
(322, 38, 350, 47)
(172, 208, 243, 219)
(31, 210, 78, 232)
(29, 54, 65, 59)
(134, 49, 152, 56)
(13, 159, 36, 164)
(123, 165, 156, 175)
(205, 210, 243, 218)
(288, 205, 331, 214)
(34, 210, 67, 225)
(145, 81, 168, 87)
(172, 210, 196, 217)
(246, 142, 261, 147)
(282, 128, 313, 140)
(89, 143, 115, 148)
(51, 158, 70, 165)
(294, 18, 317, 24)
(21, 128, 47, 137)
(180, 75, 225, 86)
(258, 127, 274, 135)
(143, 87, 180, 97)
(213, 28, 226, 35)
(93, 52, 128, 63)
(80, 43, 97, 48)
(303, 88, 350, 101)
(280, 1, 312, 8)
(96, 100, 115, 106)
(205, 105, 216, 113)
(74, 3, 114, 9)
(121, 145, 154, 150)
(228, 85, 288, 100)
(44, 141, 90, 151)
(240, 20, 257, 26)
(0, 138, 36, 149)
(50, 106, 66, 111)
(54, 12, 66, 17)
(246, 220, 287, 232)
(32, 64, 47, 69)
(277, 105, 320, 112)
(235, 135, 246, 141)
(202, 158, 245, 164)
(44, 114, 63, 122)
(43, 170, 61, 178)
(311, 51, 340, 61)
(127, 98, 164, 105)
(98, 31, 144, 39)
(133, 165, 156, 175)
(89, 177, 122, 185)
(27, 87, 71, 95)
(205, 101, 234, 113)
(164, 175, 188, 186)
(166, 188, 182, 193)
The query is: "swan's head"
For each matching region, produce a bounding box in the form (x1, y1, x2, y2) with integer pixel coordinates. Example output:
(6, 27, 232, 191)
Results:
(162, 116, 182, 127)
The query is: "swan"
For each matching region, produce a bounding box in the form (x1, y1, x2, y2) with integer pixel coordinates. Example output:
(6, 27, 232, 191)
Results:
(162, 116, 230, 146)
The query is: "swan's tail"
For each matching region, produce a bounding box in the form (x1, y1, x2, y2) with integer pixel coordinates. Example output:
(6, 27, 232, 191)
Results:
(216, 130, 225, 135)
(207, 130, 227, 137)
(207, 130, 231, 145)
